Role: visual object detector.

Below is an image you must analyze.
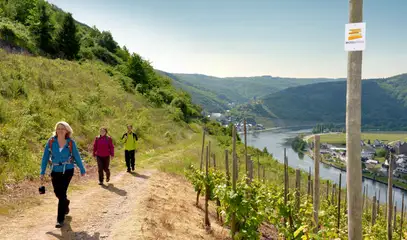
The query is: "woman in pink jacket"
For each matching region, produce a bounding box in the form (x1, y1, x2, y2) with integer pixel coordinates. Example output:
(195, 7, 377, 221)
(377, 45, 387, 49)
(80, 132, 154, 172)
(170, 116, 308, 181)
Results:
(93, 127, 114, 185)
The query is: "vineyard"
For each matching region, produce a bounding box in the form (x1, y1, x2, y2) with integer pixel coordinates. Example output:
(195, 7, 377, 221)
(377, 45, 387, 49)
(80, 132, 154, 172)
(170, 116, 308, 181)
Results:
(186, 128, 407, 239)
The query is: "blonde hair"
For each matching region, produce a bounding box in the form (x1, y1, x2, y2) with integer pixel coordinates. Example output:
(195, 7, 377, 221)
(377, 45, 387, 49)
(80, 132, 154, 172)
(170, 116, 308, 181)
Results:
(53, 121, 73, 139)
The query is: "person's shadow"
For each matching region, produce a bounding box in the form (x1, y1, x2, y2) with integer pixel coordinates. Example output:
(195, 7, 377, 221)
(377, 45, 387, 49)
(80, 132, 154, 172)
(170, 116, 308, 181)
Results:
(101, 183, 127, 196)
(130, 172, 150, 179)
(46, 216, 100, 239)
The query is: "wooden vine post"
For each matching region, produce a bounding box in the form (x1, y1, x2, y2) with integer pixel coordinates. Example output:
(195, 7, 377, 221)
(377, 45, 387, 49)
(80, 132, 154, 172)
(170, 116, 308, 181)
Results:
(371, 195, 377, 226)
(307, 167, 311, 197)
(258, 156, 260, 182)
(327, 181, 330, 203)
(313, 135, 320, 233)
(225, 150, 230, 186)
(387, 155, 394, 239)
(231, 125, 237, 237)
(296, 169, 301, 210)
(200, 128, 205, 170)
(284, 148, 289, 206)
(401, 194, 405, 238)
(263, 167, 266, 183)
(337, 173, 342, 231)
(204, 145, 210, 227)
(248, 156, 253, 184)
(208, 141, 211, 168)
(244, 119, 248, 175)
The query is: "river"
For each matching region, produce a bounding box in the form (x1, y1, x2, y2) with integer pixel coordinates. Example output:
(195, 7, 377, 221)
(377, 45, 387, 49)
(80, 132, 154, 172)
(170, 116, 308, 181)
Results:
(242, 127, 406, 209)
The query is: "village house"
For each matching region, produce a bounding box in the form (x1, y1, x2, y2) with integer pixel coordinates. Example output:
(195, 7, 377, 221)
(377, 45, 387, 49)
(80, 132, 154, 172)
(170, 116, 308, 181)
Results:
(395, 142, 407, 155)
(361, 149, 375, 159)
(373, 139, 383, 148)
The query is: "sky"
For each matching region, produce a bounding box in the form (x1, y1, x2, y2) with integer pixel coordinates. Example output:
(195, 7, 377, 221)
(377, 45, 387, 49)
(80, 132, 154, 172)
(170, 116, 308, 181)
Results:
(47, 0, 407, 79)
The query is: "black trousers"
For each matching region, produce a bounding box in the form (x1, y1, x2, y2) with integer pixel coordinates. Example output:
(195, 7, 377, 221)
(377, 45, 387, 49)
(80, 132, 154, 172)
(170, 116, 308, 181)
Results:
(125, 150, 135, 170)
(97, 156, 111, 182)
(51, 169, 74, 223)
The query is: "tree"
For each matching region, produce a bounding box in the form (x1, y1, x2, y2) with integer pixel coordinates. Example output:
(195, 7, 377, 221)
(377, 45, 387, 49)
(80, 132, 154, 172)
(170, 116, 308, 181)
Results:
(56, 12, 79, 60)
(27, 1, 54, 54)
(97, 31, 118, 53)
(126, 53, 148, 90)
(115, 45, 131, 62)
(2, 0, 36, 24)
(262, 147, 269, 156)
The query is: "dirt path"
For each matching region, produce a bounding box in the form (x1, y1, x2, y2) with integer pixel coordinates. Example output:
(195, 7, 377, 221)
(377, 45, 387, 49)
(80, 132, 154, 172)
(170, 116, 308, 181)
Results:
(0, 169, 229, 240)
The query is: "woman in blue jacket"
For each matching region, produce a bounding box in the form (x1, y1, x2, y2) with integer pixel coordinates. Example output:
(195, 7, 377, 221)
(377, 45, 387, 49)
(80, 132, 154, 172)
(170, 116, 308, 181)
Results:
(40, 121, 86, 228)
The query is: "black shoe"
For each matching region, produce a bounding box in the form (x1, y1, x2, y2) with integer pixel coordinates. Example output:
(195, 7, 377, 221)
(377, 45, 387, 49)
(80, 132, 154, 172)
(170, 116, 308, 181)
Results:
(55, 221, 64, 228)
(127, 169, 131, 173)
(65, 200, 70, 215)
(132, 167, 135, 171)
(98, 182, 103, 185)
(106, 178, 110, 183)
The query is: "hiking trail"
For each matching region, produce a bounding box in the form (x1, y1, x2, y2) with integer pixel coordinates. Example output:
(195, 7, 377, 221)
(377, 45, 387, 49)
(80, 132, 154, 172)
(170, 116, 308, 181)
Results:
(0, 169, 229, 240)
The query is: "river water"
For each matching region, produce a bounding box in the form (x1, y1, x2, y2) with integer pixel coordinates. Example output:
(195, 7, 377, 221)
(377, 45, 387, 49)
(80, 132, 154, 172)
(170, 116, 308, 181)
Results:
(242, 127, 406, 209)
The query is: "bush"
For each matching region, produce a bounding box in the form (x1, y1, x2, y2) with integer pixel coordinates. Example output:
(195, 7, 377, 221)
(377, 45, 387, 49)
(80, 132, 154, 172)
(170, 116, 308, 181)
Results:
(78, 47, 95, 60)
(147, 88, 164, 107)
(115, 75, 134, 93)
(171, 97, 188, 119)
(376, 148, 387, 158)
(0, 17, 36, 53)
(91, 45, 122, 66)
(167, 105, 184, 122)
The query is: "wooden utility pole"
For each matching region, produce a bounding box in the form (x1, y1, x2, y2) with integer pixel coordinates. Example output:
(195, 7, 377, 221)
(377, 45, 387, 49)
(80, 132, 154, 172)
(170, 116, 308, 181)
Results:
(313, 135, 320, 233)
(346, 0, 364, 239)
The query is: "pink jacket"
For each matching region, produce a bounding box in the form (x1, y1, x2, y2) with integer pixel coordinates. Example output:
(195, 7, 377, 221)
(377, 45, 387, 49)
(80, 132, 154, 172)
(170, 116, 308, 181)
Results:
(93, 135, 114, 157)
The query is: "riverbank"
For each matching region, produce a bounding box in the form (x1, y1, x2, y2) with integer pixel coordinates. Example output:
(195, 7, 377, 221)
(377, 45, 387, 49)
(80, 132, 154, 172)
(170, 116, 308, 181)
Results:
(304, 132, 407, 145)
(306, 151, 407, 191)
(238, 127, 282, 135)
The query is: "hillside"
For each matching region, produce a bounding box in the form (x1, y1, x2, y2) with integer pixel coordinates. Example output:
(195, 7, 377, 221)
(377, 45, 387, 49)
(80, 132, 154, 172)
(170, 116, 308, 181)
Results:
(0, 49, 204, 187)
(157, 71, 229, 113)
(262, 74, 407, 130)
(162, 72, 343, 112)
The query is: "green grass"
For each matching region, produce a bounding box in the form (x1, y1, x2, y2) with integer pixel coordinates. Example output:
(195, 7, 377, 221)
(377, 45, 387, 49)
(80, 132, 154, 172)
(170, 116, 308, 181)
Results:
(0, 50, 196, 190)
(374, 157, 386, 163)
(307, 132, 407, 145)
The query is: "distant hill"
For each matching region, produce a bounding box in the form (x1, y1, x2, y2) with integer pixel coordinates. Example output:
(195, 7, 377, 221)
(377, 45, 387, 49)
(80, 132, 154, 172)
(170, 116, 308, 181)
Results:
(262, 74, 407, 130)
(160, 71, 343, 112)
(157, 71, 229, 112)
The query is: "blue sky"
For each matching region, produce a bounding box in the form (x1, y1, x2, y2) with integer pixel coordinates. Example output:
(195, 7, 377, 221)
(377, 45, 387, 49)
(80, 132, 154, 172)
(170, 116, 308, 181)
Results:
(47, 0, 407, 78)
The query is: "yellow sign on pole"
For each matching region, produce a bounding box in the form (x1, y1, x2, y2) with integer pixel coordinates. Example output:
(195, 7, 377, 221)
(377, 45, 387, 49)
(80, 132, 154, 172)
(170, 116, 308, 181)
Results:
(345, 22, 366, 51)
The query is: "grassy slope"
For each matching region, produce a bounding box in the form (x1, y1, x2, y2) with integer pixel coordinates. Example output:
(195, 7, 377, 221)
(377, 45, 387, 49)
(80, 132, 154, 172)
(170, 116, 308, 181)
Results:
(0, 50, 198, 189)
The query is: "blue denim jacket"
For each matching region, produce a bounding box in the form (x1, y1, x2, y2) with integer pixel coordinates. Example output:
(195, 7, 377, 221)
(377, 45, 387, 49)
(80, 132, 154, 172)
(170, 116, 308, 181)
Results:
(40, 136, 86, 175)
